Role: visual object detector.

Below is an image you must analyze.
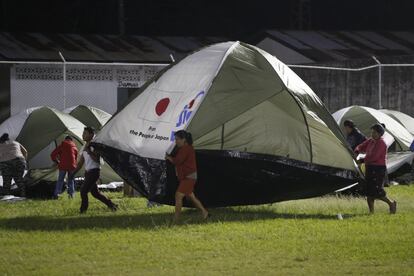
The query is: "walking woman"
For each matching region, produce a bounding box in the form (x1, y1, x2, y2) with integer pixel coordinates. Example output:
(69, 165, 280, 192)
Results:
(165, 130, 209, 222)
(355, 123, 397, 214)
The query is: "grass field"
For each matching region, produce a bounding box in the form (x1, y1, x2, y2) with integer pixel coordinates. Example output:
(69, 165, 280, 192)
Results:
(1, 185, 414, 275)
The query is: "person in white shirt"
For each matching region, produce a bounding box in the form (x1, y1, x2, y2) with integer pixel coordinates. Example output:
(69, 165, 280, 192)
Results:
(0, 133, 28, 196)
(74, 127, 117, 213)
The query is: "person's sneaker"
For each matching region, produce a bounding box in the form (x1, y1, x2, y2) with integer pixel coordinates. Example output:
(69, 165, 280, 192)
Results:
(390, 201, 397, 214)
(52, 195, 59, 200)
(80, 209, 87, 214)
(68, 193, 74, 199)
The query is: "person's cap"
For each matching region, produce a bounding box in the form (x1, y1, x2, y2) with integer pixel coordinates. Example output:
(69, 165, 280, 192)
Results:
(65, 135, 73, 140)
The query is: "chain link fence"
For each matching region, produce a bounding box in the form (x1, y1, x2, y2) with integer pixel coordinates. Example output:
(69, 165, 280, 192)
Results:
(6, 62, 167, 117)
(1, 58, 414, 122)
(291, 57, 414, 116)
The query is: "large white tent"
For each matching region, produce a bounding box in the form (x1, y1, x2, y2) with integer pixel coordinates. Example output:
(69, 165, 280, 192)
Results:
(93, 41, 361, 207)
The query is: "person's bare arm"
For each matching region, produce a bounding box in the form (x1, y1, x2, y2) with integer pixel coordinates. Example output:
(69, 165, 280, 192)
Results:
(73, 155, 85, 175)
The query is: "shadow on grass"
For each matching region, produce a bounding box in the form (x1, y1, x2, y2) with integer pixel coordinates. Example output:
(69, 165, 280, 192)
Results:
(0, 208, 359, 231)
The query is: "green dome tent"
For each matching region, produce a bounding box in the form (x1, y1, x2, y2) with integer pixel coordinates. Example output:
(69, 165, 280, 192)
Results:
(64, 105, 112, 130)
(333, 105, 414, 175)
(0, 107, 85, 168)
(333, 106, 413, 151)
(380, 109, 414, 136)
(0, 107, 121, 197)
(93, 41, 361, 207)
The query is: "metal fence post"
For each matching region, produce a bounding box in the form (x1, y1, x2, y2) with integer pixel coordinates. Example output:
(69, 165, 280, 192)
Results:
(372, 56, 382, 109)
(58, 52, 66, 109)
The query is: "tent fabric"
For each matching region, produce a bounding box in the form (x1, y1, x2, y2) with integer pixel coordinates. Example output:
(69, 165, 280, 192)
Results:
(380, 109, 414, 136)
(387, 151, 414, 175)
(194, 91, 311, 162)
(64, 105, 112, 130)
(95, 41, 356, 171)
(0, 107, 122, 192)
(0, 107, 84, 161)
(333, 106, 414, 151)
(191, 43, 356, 171)
(17, 107, 85, 160)
(0, 107, 41, 140)
(93, 41, 360, 206)
(94, 42, 235, 159)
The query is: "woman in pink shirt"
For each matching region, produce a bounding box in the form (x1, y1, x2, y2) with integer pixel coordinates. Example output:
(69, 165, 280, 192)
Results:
(355, 123, 397, 214)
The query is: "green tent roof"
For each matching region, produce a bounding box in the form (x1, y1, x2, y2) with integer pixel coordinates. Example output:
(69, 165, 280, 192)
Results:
(65, 105, 112, 130)
(188, 42, 356, 171)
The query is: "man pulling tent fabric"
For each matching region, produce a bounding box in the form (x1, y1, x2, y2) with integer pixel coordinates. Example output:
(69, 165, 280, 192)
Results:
(75, 127, 118, 213)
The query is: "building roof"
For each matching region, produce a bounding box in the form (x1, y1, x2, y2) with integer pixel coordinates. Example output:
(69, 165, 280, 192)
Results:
(251, 30, 414, 64)
(2, 31, 414, 65)
(0, 32, 226, 63)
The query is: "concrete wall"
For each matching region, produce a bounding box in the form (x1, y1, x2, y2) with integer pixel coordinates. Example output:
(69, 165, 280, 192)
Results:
(8, 64, 165, 117)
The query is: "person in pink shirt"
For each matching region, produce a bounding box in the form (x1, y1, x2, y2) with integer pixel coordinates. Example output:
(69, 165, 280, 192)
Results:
(355, 123, 397, 214)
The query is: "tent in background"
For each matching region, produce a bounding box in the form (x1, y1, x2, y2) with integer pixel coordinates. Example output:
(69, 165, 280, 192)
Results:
(64, 105, 112, 130)
(0, 107, 122, 197)
(380, 109, 414, 136)
(0, 106, 84, 169)
(333, 105, 414, 175)
(333, 106, 413, 151)
(93, 41, 361, 207)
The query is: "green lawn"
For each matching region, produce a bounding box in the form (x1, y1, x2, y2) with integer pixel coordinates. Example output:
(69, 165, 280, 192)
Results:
(1, 185, 414, 275)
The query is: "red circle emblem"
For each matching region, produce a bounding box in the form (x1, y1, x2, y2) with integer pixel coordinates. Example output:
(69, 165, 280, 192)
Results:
(155, 98, 170, 116)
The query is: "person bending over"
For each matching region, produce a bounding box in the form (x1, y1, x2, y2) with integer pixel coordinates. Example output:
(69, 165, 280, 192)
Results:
(0, 133, 28, 196)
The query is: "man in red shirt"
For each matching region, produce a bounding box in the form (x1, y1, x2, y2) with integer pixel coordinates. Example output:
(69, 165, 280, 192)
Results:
(355, 124, 397, 214)
(51, 135, 78, 199)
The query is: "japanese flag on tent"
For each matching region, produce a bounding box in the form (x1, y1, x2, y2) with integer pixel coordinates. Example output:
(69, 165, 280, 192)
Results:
(94, 42, 232, 160)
